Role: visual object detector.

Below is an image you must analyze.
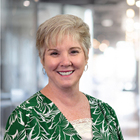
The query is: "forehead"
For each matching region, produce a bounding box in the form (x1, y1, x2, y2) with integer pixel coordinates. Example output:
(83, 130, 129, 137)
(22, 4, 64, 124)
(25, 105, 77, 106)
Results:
(48, 35, 80, 49)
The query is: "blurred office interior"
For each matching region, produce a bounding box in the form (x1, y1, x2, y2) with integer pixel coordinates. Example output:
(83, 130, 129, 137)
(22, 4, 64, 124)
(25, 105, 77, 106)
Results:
(1, 0, 140, 139)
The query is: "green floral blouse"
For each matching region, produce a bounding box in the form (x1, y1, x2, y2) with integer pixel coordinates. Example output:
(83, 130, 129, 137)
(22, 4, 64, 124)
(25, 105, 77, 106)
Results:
(4, 91, 124, 140)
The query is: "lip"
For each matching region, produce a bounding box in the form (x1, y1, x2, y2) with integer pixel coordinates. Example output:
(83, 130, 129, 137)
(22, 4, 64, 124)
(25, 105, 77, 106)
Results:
(57, 70, 75, 76)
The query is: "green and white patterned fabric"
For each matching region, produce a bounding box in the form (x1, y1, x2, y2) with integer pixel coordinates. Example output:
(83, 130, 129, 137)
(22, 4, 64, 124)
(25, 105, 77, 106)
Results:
(4, 91, 124, 140)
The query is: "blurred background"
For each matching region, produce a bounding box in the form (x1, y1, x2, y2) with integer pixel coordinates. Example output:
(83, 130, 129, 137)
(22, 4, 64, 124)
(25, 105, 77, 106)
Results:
(0, 0, 140, 139)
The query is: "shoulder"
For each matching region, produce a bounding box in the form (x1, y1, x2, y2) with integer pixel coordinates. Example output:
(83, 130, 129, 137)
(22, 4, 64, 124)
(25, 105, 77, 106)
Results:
(8, 91, 51, 119)
(4, 91, 46, 139)
(4, 91, 51, 131)
(85, 94, 124, 140)
(85, 94, 117, 117)
(86, 93, 121, 128)
(13, 91, 42, 111)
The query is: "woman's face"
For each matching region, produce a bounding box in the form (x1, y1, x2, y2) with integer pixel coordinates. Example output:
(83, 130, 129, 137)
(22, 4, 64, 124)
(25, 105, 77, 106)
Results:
(42, 35, 87, 90)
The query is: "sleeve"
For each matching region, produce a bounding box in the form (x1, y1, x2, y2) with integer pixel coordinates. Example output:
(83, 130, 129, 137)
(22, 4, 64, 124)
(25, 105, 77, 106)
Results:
(102, 102, 124, 140)
(3, 108, 28, 140)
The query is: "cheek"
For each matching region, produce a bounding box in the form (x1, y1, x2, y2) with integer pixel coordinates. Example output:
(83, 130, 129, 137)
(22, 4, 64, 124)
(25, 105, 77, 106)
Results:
(44, 59, 58, 71)
(74, 58, 86, 68)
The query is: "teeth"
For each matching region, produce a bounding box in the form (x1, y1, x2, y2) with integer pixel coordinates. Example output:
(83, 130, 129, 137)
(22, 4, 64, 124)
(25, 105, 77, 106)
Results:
(58, 71, 73, 76)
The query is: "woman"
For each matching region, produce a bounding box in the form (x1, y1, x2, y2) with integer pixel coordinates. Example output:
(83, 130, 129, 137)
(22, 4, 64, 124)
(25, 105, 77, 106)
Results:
(4, 14, 124, 140)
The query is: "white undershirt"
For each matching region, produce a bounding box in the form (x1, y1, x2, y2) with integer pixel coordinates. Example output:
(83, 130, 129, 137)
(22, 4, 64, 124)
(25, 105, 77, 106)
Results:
(70, 118, 93, 140)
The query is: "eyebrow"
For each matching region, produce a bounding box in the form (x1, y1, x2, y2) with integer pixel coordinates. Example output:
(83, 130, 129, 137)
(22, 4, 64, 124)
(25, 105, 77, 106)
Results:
(70, 47, 82, 50)
(47, 49, 58, 52)
(47, 47, 82, 51)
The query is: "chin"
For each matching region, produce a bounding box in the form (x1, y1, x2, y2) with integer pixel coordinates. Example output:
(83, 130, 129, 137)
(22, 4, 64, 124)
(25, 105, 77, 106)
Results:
(59, 82, 78, 90)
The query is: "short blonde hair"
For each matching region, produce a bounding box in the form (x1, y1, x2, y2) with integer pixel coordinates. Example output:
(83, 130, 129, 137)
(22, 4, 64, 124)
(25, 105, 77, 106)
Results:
(36, 14, 91, 61)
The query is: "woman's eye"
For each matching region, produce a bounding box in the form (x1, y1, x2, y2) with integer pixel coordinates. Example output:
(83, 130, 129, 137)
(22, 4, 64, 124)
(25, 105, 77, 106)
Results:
(50, 52, 58, 55)
(71, 50, 79, 54)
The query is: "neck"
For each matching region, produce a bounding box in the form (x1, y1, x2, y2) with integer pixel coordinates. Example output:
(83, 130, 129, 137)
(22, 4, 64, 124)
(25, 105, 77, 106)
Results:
(41, 83, 81, 106)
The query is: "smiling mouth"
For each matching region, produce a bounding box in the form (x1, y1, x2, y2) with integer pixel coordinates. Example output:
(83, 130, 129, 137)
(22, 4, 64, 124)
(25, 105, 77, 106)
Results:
(58, 70, 74, 76)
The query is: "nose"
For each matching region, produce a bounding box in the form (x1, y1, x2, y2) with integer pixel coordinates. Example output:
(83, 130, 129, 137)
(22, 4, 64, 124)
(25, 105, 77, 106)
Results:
(60, 54, 72, 67)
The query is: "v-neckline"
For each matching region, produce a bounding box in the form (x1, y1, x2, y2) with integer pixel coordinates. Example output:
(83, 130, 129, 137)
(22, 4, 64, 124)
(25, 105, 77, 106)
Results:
(38, 91, 93, 139)
(39, 90, 92, 120)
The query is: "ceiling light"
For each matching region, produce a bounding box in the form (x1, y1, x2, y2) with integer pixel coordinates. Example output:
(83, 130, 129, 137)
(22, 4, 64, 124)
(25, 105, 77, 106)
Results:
(126, 9, 135, 18)
(102, 40, 110, 46)
(101, 19, 113, 27)
(126, 0, 135, 6)
(23, 0, 30, 7)
(136, 0, 140, 7)
(99, 43, 108, 52)
(93, 39, 100, 49)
